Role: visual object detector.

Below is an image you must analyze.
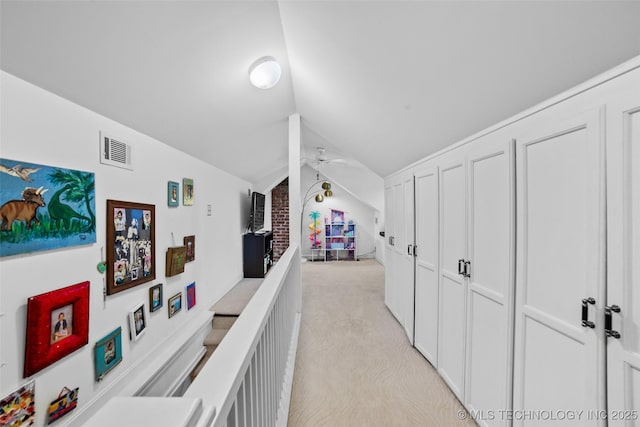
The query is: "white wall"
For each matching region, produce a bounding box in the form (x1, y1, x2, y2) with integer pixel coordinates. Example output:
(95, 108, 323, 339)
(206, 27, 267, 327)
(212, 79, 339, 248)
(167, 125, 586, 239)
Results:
(0, 72, 250, 425)
(300, 165, 377, 259)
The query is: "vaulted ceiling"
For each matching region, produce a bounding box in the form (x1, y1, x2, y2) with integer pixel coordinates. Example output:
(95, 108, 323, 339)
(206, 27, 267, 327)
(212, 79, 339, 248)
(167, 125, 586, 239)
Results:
(2, 1, 640, 184)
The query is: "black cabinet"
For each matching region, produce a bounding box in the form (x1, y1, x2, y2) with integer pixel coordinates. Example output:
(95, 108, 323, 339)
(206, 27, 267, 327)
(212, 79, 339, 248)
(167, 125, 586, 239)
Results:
(243, 231, 273, 278)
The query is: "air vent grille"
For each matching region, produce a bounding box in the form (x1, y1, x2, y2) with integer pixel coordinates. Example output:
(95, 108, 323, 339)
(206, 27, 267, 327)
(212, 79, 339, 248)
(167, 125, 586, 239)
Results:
(100, 131, 133, 170)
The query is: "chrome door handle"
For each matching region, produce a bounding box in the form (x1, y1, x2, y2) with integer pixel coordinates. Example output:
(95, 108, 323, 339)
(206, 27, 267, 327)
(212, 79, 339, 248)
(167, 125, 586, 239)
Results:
(581, 297, 596, 328)
(605, 305, 621, 339)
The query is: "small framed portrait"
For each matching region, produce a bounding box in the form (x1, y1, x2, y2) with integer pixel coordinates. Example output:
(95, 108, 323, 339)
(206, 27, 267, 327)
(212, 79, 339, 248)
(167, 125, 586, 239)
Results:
(186, 282, 196, 310)
(94, 327, 123, 381)
(168, 293, 182, 318)
(24, 282, 90, 377)
(128, 303, 147, 341)
(168, 181, 179, 207)
(51, 304, 73, 345)
(184, 235, 195, 262)
(183, 178, 194, 206)
(149, 284, 163, 313)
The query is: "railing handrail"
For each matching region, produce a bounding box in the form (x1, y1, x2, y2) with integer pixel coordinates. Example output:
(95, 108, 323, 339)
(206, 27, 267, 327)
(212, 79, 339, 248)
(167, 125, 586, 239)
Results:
(184, 243, 299, 424)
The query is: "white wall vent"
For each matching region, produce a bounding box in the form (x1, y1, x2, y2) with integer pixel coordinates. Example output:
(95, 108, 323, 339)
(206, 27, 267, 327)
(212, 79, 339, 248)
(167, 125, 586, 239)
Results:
(100, 131, 133, 170)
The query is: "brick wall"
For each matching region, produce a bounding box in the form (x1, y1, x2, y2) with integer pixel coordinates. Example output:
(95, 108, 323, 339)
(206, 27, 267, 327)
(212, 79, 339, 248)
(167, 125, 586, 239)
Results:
(271, 178, 289, 261)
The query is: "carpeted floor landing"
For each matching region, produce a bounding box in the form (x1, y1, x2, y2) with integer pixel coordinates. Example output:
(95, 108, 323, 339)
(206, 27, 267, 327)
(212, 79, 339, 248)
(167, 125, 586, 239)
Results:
(288, 259, 476, 427)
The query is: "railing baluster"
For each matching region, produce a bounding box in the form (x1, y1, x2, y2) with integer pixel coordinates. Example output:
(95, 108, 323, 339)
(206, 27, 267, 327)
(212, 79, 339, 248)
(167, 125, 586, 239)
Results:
(251, 356, 257, 427)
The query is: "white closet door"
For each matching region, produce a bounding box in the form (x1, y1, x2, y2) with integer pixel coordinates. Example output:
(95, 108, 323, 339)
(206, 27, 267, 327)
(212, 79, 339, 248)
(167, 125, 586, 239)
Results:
(513, 108, 605, 426)
(464, 137, 515, 427)
(606, 72, 640, 426)
(414, 161, 439, 365)
(391, 180, 405, 324)
(401, 173, 415, 343)
(437, 148, 467, 399)
(384, 184, 395, 314)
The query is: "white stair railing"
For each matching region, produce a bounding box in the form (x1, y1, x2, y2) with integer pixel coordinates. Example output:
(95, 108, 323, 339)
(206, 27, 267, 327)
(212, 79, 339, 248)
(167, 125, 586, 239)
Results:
(185, 244, 302, 427)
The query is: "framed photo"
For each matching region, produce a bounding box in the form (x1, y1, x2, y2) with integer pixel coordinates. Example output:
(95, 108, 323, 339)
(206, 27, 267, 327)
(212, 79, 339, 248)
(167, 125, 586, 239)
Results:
(183, 178, 194, 206)
(128, 303, 147, 341)
(149, 284, 163, 312)
(184, 235, 195, 262)
(0, 380, 35, 425)
(47, 387, 78, 424)
(106, 199, 155, 295)
(167, 181, 179, 207)
(186, 282, 197, 310)
(24, 281, 90, 377)
(94, 327, 123, 381)
(168, 292, 182, 318)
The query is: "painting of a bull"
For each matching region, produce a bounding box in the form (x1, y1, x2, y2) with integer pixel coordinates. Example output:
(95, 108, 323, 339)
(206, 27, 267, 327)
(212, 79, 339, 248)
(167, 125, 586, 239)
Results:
(0, 158, 96, 257)
(0, 186, 48, 231)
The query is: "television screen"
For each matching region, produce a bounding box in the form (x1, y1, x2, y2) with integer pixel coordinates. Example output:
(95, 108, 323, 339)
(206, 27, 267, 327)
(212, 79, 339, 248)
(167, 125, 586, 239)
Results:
(250, 191, 265, 233)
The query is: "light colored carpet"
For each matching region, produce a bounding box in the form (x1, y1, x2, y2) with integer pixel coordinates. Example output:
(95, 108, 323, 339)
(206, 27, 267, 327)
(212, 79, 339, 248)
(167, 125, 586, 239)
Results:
(288, 259, 476, 427)
(210, 278, 263, 316)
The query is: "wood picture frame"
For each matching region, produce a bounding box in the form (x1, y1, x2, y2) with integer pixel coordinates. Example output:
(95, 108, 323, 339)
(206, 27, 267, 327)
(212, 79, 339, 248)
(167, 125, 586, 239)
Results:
(166, 246, 187, 277)
(184, 235, 195, 262)
(94, 327, 123, 381)
(128, 302, 147, 341)
(168, 292, 182, 318)
(106, 200, 155, 295)
(167, 181, 179, 207)
(183, 178, 194, 206)
(24, 281, 90, 377)
(149, 283, 163, 312)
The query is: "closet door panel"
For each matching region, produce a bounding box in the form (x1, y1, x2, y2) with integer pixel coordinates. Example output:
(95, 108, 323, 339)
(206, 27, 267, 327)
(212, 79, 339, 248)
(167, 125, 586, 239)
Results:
(606, 72, 640, 426)
(468, 150, 511, 298)
(440, 274, 466, 397)
(465, 139, 514, 427)
(438, 152, 467, 399)
(467, 292, 507, 418)
(524, 127, 593, 323)
(393, 181, 406, 326)
(513, 109, 604, 426)
(414, 163, 439, 365)
(402, 174, 415, 343)
(384, 184, 395, 314)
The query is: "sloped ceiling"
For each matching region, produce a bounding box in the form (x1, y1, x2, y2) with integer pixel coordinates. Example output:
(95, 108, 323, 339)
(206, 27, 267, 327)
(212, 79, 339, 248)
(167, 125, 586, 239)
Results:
(2, 1, 640, 184)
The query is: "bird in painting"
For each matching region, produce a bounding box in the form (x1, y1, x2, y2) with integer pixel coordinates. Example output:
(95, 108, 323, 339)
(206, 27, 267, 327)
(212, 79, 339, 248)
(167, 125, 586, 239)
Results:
(0, 163, 41, 182)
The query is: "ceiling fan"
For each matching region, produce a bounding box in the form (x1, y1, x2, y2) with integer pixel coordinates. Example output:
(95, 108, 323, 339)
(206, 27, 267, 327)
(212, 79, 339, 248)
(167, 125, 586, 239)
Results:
(305, 147, 348, 168)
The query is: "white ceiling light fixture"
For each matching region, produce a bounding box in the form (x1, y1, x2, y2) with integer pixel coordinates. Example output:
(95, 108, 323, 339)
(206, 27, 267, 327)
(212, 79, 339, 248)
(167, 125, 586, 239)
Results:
(248, 56, 281, 89)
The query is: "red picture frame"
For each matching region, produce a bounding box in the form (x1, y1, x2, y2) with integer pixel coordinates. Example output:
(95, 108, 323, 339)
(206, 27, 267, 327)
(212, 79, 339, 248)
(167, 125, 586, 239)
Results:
(24, 281, 90, 377)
